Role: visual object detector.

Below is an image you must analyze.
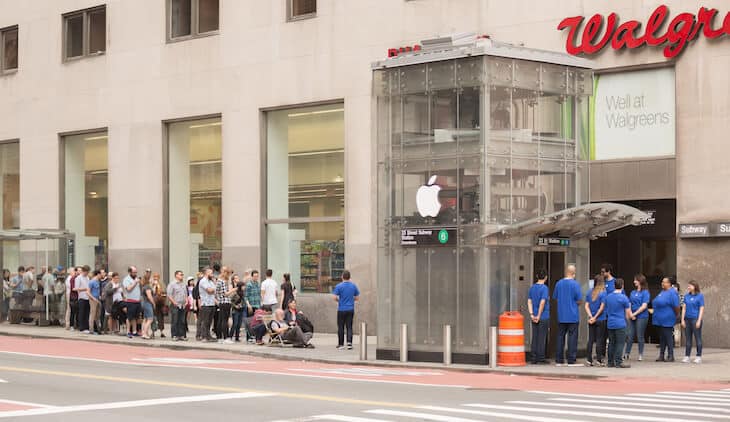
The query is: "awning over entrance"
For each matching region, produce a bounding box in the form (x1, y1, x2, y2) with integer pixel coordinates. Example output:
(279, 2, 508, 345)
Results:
(0, 229, 75, 241)
(482, 203, 650, 240)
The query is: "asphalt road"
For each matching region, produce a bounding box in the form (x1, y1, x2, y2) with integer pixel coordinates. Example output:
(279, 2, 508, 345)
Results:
(1, 337, 730, 421)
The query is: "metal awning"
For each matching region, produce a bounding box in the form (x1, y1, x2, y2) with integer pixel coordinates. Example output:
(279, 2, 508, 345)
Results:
(482, 203, 650, 241)
(0, 229, 75, 241)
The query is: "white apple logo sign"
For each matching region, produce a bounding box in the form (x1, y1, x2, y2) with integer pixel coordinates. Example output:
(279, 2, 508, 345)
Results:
(416, 175, 441, 218)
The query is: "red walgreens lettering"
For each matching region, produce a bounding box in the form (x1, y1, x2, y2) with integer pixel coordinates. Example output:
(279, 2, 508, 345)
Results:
(558, 5, 730, 58)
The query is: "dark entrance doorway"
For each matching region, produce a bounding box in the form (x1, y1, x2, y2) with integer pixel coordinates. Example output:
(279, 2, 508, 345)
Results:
(533, 249, 565, 359)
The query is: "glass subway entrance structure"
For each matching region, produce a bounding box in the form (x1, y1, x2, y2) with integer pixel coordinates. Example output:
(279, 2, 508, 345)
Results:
(373, 35, 646, 364)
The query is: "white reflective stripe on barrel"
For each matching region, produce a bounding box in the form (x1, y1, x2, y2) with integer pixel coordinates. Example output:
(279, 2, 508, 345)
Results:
(498, 345, 525, 353)
(498, 329, 524, 336)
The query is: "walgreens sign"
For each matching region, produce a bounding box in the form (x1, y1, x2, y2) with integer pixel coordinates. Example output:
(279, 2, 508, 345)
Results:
(558, 5, 730, 58)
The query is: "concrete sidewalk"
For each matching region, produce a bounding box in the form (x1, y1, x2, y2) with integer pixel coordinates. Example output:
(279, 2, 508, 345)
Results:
(1, 322, 728, 383)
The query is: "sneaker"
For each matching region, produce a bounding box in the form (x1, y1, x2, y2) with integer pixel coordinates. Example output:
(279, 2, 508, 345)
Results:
(132, 332, 140, 337)
(655, 357, 665, 362)
(682, 356, 690, 363)
(81, 330, 90, 334)
(224, 339, 234, 344)
(667, 357, 675, 362)
(638, 355, 643, 361)
(336, 345, 346, 350)
(127, 333, 133, 339)
(306, 343, 316, 349)
(693, 357, 702, 364)
(595, 360, 606, 367)
(160, 333, 166, 338)
(584, 360, 594, 367)
(617, 362, 631, 368)
(555, 362, 566, 367)
(347, 343, 353, 350)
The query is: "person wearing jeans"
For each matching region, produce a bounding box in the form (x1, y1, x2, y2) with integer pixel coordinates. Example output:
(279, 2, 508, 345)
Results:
(332, 270, 360, 350)
(228, 275, 245, 342)
(652, 276, 680, 362)
(682, 280, 705, 363)
(527, 269, 550, 364)
(605, 278, 631, 368)
(584, 275, 607, 366)
(625, 274, 650, 361)
(552, 265, 582, 365)
(167, 270, 188, 341)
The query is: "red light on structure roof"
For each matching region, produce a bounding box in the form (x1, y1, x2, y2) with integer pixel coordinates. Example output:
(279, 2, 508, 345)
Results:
(387, 44, 422, 58)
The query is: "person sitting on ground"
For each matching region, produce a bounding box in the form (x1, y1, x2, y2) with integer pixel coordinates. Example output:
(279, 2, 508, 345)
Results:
(247, 307, 271, 345)
(270, 308, 314, 348)
(283, 300, 314, 339)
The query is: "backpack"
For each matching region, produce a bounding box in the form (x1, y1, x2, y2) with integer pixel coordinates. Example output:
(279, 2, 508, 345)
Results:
(192, 279, 200, 300)
(102, 281, 115, 302)
(69, 276, 78, 301)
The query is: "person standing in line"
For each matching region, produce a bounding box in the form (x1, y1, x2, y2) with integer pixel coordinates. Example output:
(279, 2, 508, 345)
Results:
(140, 276, 155, 340)
(260, 269, 279, 312)
(65, 267, 79, 330)
(1, 269, 10, 322)
(244, 270, 261, 342)
(584, 275, 607, 367)
(605, 278, 632, 368)
(197, 268, 217, 342)
(150, 272, 166, 338)
(22, 266, 36, 291)
(681, 280, 705, 364)
(9, 266, 24, 293)
(98, 269, 108, 333)
(123, 266, 141, 338)
(552, 264, 582, 366)
(105, 272, 123, 334)
(280, 273, 296, 311)
(228, 274, 245, 342)
(333, 270, 360, 350)
(527, 269, 550, 365)
(624, 274, 650, 362)
(652, 276, 680, 362)
(601, 264, 617, 293)
(74, 265, 91, 334)
(87, 270, 102, 335)
(215, 266, 234, 343)
(41, 267, 57, 323)
(167, 270, 188, 342)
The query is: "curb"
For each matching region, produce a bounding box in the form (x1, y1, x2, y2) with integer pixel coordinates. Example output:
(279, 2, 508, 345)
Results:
(0, 328, 609, 380)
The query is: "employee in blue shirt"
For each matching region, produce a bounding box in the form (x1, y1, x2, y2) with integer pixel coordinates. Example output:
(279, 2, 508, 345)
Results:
(600, 263, 617, 293)
(584, 275, 607, 367)
(624, 274, 650, 361)
(527, 269, 550, 364)
(605, 278, 631, 368)
(332, 270, 360, 350)
(552, 264, 582, 366)
(681, 280, 705, 364)
(652, 276, 680, 362)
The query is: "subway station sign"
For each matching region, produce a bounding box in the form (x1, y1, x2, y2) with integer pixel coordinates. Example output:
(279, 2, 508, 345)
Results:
(678, 223, 730, 238)
(558, 5, 730, 58)
(400, 228, 457, 247)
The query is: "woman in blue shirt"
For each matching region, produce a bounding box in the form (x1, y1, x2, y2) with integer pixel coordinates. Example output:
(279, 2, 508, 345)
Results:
(624, 274, 650, 361)
(681, 280, 705, 364)
(651, 276, 680, 362)
(584, 275, 606, 367)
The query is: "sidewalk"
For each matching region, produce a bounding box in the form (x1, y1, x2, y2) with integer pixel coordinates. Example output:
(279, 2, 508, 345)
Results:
(1, 322, 728, 383)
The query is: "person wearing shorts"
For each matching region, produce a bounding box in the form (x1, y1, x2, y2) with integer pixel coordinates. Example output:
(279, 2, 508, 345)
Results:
(123, 266, 141, 338)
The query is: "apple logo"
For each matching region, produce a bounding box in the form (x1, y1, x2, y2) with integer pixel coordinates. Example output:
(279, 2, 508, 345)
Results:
(416, 175, 442, 218)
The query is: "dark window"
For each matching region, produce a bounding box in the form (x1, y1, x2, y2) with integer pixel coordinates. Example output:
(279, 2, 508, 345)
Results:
(63, 6, 106, 61)
(290, 0, 316, 18)
(168, 0, 219, 41)
(1, 27, 18, 72)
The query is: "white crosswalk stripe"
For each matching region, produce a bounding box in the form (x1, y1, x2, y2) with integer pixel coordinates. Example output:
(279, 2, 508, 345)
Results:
(284, 388, 730, 422)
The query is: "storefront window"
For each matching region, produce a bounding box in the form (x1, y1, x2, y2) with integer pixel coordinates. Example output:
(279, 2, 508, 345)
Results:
(167, 118, 222, 278)
(63, 132, 108, 268)
(266, 103, 344, 293)
(0, 142, 19, 271)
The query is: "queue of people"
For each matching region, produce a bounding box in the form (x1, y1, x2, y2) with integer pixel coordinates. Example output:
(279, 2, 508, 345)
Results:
(1, 262, 361, 352)
(528, 263, 706, 367)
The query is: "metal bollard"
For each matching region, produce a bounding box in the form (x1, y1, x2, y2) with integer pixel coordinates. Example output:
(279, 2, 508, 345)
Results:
(443, 325, 452, 365)
(490, 326, 498, 368)
(359, 322, 368, 361)
(400, 323, 408, 362)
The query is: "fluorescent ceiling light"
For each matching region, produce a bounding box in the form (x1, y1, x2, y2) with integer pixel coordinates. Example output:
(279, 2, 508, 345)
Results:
(288, 108, 344, 118)
(84, 135, 108, 141)
(189, 122, 222, 129)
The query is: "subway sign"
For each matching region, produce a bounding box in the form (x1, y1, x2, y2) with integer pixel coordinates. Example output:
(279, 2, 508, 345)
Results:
(678, 223, 730, 238)
(558, 5, 730, 58)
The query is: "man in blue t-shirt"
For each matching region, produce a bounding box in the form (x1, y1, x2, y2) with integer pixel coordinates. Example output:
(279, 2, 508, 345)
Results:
(601, 263, 616, 294)
(527, 269, 550, 364)
(605, 278, 631, 368)
(332, 270, 360, 350)
(552, 265, 582, 365)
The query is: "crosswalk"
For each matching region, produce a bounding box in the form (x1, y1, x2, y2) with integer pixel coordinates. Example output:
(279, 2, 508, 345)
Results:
(273, 388, 730, 421)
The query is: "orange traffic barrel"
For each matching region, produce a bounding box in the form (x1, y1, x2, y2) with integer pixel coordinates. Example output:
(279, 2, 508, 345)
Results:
(498, 311, 526, 367)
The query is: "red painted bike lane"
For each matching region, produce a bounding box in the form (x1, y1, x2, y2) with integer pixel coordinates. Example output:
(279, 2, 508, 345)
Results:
(0, 336, 726, 395)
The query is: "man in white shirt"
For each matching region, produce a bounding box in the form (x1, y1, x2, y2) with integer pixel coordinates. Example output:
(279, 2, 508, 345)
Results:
(74, 265, 91, 334)
(260, 269, 279, 312)
(197, 268, 217, 342)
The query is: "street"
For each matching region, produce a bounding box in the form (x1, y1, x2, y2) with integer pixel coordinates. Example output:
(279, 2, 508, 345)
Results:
(1, 336, 730, 421)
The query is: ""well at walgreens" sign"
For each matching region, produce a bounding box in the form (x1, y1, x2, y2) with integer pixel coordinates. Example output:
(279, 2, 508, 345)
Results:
(558, 5, 729, 58)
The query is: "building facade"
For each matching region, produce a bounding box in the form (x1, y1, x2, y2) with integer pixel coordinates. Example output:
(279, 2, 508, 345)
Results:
(0, 0, 729, 348)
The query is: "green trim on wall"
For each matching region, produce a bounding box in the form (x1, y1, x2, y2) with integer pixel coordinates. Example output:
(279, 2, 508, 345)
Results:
(588, 75, 599, 160)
